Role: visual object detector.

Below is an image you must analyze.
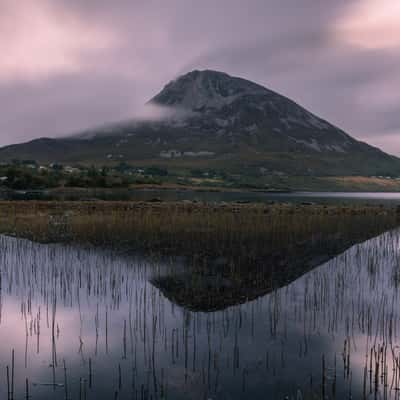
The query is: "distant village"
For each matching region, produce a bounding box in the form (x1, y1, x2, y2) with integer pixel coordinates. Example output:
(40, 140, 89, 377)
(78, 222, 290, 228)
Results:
(0, 159, 228, 190)
(0, 160, 171, 190)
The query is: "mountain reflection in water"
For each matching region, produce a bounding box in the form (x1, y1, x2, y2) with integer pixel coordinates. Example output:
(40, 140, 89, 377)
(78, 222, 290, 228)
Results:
(1, 230, 400, 399)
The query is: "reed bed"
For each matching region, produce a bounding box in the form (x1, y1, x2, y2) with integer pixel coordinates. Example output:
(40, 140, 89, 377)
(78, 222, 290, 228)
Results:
(0, 201, 398, 256)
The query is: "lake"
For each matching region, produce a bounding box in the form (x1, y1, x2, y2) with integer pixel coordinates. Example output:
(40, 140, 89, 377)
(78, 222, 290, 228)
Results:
(1, 228, 400, 399)
(5, 188, 400, 205)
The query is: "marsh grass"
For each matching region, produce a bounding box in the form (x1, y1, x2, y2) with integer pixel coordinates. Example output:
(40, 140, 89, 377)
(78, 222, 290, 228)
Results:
(0, 201, 397, 248)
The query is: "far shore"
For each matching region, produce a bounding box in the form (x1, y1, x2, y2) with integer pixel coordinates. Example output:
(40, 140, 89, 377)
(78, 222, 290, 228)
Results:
(3, 174, 400, 201)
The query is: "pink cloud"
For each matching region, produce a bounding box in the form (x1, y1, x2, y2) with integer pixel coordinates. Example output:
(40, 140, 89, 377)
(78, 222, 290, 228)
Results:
(0, 0, 116, 82)
(334, 0, 400, 49)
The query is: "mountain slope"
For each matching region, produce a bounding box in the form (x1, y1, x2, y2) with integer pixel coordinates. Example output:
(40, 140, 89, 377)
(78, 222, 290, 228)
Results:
(1, 69, 399, 178)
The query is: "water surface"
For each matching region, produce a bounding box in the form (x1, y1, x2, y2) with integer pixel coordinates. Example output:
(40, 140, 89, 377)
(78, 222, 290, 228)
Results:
(1, 231, 400, 399)
(6, 188, 400, 204)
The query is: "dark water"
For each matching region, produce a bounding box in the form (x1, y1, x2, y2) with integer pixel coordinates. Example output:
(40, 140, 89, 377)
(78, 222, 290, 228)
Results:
(1, 231, 400, 399)
(132, 190, 400, 205)
(5, 188, 400, 205)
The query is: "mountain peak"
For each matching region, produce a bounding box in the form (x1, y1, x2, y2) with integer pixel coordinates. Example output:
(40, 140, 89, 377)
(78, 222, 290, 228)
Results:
(1, 69, 399, 181)
(150, 69, 267, 111)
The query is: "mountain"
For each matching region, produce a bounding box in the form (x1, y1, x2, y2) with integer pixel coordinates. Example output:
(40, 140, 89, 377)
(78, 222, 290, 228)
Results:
(1, 69, 400, 180)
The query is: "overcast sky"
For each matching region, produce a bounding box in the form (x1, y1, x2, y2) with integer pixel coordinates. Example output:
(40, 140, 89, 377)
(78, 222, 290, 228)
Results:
(0, 0, 399, 154)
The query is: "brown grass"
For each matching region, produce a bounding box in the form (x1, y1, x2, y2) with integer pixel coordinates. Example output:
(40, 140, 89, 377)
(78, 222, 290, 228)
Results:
(0, 201, 397, 256)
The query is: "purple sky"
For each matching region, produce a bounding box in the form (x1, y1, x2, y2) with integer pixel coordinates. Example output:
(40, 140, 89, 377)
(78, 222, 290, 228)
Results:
(0, 0, 399, 154)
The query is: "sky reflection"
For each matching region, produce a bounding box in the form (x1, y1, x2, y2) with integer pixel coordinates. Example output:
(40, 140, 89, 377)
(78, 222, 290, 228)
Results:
(0, 231, 400, 399)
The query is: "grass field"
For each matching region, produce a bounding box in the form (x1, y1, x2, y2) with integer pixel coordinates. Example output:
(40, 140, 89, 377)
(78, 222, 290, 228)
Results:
(0, 200, 397, 254)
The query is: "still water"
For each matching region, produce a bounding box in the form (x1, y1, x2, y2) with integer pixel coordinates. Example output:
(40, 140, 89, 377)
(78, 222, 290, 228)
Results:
(6, 188, 400, 204)
(1, 231, 400, 399)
